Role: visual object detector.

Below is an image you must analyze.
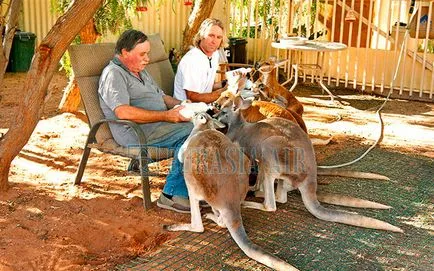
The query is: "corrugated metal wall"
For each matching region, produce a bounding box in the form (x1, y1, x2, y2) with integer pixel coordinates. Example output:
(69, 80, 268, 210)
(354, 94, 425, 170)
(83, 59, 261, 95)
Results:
(22, 0, 58, 44)
(20, 1, 230, 52)
(20, 0, 193, 52)
(100, 2, 192, 51)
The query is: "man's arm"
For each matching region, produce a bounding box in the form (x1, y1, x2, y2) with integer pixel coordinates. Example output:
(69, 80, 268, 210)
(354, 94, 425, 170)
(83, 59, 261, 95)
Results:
(212, 80, 227, 91)
(114, 104, 189, 123)
(186, 86, 227, 103)
(163, 95, 182, 109)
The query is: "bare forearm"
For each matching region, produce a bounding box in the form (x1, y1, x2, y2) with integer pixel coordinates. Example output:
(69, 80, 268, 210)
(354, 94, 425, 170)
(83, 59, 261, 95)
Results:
(163, 95, 182, 109)
(186, 88, 226, 103)
(114, 105, 183, 123)
(212, 81, 226, 90)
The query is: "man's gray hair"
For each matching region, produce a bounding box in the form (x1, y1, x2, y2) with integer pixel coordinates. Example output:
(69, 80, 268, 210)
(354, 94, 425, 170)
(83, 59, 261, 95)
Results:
(193, 18, 228, 49)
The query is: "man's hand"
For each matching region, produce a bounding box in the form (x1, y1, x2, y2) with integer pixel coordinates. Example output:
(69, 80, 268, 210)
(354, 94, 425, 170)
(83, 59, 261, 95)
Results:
(167, 105, 191, 122)
(186, 84, 227, 104)
(215, 84, 228, 95)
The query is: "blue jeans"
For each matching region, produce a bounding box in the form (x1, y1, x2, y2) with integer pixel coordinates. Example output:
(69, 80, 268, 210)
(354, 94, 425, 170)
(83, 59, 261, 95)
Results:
(141, 122, 193, 199)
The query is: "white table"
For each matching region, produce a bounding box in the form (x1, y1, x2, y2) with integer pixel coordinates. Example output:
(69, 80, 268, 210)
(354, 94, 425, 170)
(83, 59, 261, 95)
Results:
(272, 40, 347, 102)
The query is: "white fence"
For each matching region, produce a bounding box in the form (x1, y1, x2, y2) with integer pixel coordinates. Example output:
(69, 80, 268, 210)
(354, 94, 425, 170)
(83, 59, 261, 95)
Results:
(226, 0, 434, 101)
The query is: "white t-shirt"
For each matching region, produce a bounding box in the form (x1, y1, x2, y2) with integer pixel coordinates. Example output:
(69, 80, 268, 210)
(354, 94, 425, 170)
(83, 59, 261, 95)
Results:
(173, 47, 220, 100)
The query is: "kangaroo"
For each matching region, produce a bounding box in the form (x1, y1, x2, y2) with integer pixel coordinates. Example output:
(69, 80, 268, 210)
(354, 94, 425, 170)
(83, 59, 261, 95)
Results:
(215, 97, 403, 232)
(166, 112, 299, 271)
(255, 59, 304, 116)
(214, 93, 389, 183)
(260, 117, 390, 182)
(213, 89, 308, 133)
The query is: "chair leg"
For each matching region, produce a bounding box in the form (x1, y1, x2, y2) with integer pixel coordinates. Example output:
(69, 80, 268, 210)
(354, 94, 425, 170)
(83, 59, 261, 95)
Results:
(139, 151, 152, 210)
(75, 145, 92, 185)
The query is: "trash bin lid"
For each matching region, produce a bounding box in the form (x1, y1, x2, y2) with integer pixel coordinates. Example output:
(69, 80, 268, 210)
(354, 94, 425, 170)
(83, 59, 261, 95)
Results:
(229, 38, 247, 45)
(14, 31, 36, 40)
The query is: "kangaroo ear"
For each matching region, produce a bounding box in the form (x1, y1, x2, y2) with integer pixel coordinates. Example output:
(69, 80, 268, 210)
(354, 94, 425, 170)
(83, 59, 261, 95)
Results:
(232, 96, 243, 111)
(233, 96, 251, 111)
(193, 113, 207, 125)
(241, 99, 253, 109)
(274, 94, 288, 105)
(211, 118, 226, 129)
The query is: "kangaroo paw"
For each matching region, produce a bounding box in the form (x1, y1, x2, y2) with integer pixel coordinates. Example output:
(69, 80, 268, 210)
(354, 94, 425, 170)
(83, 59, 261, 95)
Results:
(310, 137, 332, 146)
(204, 213, 226, 228)
(242, 201, 276, 212)
(163, 224, 204, 232)
(254, 190, 265, 198)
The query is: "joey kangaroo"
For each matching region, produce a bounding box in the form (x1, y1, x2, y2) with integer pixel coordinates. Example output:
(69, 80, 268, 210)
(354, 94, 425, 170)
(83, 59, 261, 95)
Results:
(166, 112, 298, 271)
(215, 97, 403, 232)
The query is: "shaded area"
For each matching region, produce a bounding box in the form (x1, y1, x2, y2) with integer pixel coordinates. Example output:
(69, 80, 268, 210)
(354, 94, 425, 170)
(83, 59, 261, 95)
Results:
(116, 148, 433, 271)
(294, 83, 433, 115)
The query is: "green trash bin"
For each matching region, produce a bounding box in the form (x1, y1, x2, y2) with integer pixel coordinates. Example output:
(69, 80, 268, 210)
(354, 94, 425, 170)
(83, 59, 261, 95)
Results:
(8, 31, 36, 72)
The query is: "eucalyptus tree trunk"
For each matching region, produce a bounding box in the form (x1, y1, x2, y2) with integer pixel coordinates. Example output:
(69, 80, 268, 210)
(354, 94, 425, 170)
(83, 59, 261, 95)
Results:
(58, 17, 100, 113)
(0, 0, 23, 89)
(181, 0, 217, 55)
(0, 0, 104, 191)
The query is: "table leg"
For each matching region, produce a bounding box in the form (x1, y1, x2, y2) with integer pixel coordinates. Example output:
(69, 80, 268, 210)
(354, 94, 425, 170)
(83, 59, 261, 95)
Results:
(319, 80, 338, 103)
(282, 77, 292, 86)
(289, 64, 298, 92)
(317, 52, 337, 102)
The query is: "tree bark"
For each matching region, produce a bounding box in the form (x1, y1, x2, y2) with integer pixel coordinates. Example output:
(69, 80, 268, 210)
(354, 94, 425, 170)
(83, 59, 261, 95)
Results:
(58, 78, 81, 113)
(181, 0, 217, 55)
(0, 0, 104, 191)
(58, 17, 100, 113)
(0, 0, 23, 89)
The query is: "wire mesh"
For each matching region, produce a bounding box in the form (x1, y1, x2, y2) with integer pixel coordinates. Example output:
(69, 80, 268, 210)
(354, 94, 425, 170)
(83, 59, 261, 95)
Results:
(116, 147, 433, 271)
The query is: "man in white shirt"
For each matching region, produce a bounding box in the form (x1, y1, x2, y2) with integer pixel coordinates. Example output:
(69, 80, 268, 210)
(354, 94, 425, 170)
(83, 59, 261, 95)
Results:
(174, 18, 228, 103)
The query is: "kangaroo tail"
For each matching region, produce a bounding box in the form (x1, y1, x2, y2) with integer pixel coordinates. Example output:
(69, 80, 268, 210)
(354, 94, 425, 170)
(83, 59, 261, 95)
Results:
(222, 210, 299, 271)
(317, 168, 390, 181)
(317, 192, 392, 209)
(299, 185, 403, 233)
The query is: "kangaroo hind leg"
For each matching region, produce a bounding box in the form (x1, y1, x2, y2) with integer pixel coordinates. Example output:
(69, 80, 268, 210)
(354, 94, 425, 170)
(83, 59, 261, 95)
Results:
(164, 197, 204, 232)
(243, 170, 277, 211)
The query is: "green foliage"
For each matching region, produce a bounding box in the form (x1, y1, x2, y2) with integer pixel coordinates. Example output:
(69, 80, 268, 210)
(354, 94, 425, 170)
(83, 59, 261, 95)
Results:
(60, 50, 72, 77)
(50, 0, 154, 38)
(51, 0, 154, 77)
(230, 0, 285, 40)
(94, 0, 133, 36)
(230, 0, 323, 40)
(420, 40, 434, 54)
(292, 1, 317, 38)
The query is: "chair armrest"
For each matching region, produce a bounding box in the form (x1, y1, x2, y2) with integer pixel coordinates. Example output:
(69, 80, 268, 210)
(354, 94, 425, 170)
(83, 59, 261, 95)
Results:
(87, 119, 148, 150)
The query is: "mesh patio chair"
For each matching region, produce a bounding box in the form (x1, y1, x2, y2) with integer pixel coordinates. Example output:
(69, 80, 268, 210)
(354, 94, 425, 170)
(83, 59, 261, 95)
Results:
(68, 33, 175, 210)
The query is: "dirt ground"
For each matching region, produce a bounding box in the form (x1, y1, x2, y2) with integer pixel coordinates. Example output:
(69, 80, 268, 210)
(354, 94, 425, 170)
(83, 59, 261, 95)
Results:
(0, 71, 433, 270)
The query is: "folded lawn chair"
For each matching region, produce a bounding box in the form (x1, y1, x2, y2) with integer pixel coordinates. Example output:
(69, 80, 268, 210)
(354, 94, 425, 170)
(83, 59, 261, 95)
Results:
(69, 33, 175, 210)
